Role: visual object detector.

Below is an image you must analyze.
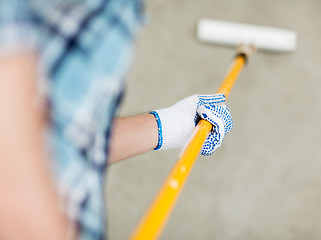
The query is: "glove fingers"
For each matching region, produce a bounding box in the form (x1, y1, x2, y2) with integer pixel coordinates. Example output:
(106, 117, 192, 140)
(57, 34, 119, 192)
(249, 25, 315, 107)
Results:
(221, 107, 233, 133)
(196, 103, 233, 156)
(198, 94, 226, 106)
(197, 105, 226, 136)
(203, 105, 233, 132)
(201, 132, 221, 156)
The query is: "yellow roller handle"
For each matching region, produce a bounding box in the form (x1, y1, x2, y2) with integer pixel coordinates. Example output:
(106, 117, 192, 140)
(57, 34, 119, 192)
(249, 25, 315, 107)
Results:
(130, 55, 246, 240)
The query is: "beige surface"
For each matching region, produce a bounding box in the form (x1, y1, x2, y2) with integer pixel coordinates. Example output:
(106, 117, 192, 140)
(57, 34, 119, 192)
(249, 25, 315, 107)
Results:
(107, 0, 321, 239)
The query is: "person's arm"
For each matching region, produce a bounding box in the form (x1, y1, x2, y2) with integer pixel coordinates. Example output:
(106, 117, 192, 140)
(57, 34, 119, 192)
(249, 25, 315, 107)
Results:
(109, 94, 233, 164)
(0, 53, 71, 240)
(109, 114, 158, 164)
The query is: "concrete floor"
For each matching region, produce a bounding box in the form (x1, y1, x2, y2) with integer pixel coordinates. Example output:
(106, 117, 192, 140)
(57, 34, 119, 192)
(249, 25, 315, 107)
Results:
(106, 0, 321, 239)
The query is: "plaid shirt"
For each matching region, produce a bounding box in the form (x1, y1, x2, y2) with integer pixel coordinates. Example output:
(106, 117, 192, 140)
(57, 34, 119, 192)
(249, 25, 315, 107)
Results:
(0, 0, 144, 239)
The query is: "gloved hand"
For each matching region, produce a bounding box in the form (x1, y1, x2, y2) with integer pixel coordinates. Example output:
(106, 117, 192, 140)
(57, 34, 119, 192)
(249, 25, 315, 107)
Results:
(150, 94, 233, 156)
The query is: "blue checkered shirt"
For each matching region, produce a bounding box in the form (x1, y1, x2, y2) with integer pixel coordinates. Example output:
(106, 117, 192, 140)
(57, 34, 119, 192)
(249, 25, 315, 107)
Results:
(0, 0, 144, 239)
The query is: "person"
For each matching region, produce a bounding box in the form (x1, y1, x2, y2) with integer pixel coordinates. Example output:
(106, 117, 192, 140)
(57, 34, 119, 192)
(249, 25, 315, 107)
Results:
(0, 0, 233, 240)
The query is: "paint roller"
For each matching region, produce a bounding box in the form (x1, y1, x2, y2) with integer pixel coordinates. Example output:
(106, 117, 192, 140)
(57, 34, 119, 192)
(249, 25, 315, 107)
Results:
(130, 19, 297, 240)
(198, 19, 296, 52)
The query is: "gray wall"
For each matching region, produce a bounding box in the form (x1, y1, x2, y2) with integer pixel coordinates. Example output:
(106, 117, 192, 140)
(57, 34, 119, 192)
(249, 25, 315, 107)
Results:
(107, 0, 321, 239)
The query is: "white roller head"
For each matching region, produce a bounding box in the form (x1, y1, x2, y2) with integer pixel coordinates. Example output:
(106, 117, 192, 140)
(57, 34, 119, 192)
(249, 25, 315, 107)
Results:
(197, 19, 297, 52)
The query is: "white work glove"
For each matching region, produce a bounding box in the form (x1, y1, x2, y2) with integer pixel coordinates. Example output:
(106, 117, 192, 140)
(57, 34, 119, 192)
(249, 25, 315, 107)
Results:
(150, 94, 233, 156)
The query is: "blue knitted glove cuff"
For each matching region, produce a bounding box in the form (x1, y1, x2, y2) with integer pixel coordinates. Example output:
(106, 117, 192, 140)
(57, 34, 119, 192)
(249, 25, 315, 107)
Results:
(150, 111, 163, 150)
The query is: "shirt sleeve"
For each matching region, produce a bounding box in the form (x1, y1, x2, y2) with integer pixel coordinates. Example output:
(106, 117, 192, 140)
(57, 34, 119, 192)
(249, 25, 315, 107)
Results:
(0, 0, 36, 57)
